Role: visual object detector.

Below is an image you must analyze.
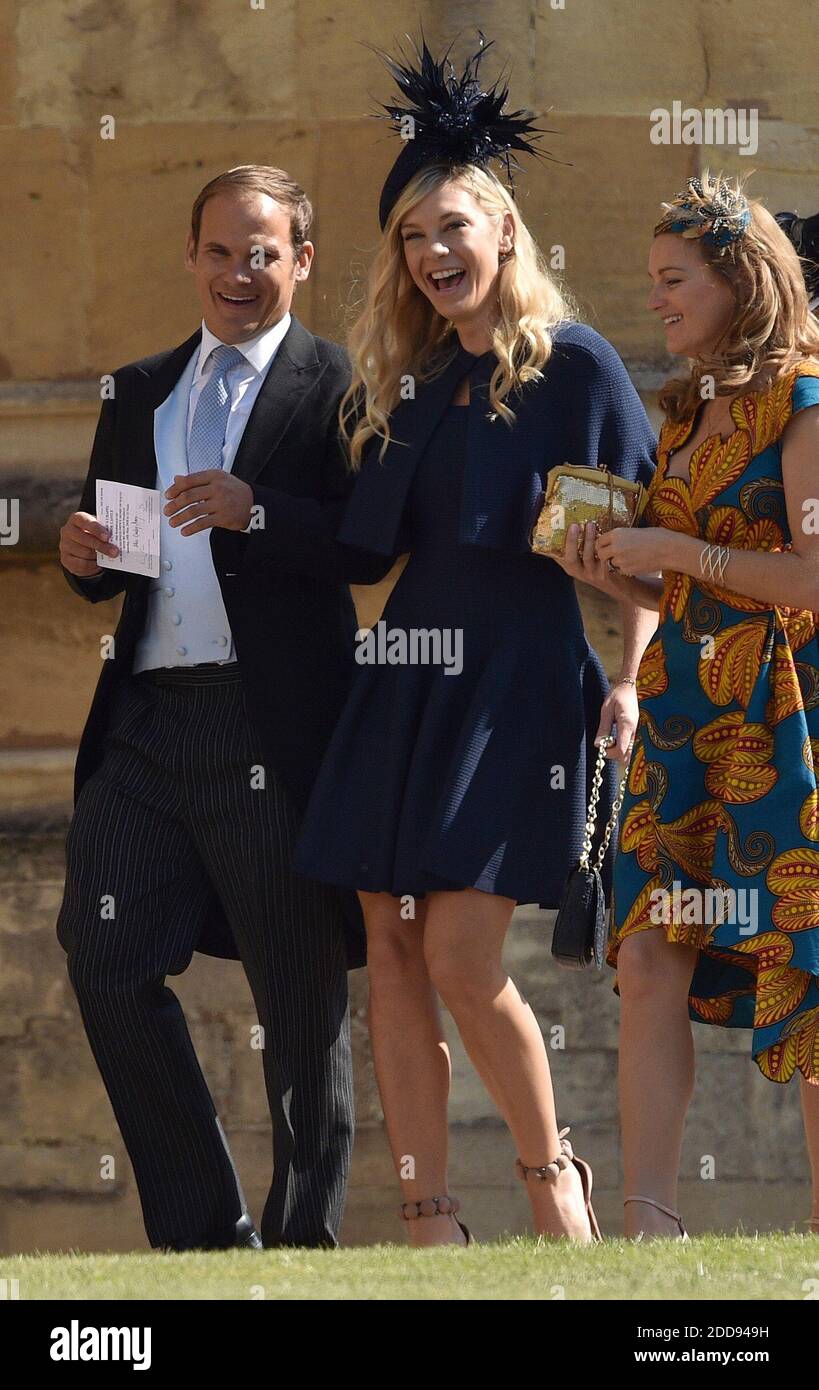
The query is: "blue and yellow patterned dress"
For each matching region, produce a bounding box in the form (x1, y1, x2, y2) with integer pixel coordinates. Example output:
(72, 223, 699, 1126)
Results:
(609, 361, 819, 1084)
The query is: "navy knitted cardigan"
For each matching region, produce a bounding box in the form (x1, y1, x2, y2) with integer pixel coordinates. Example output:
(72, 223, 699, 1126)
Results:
(336, 321, 657, 561)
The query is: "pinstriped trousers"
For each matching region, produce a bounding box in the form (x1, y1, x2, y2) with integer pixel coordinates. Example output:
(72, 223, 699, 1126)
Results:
(56, 667, 353, 1249)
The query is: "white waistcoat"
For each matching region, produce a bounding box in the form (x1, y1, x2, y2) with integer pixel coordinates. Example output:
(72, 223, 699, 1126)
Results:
(132, 349, 236, 672)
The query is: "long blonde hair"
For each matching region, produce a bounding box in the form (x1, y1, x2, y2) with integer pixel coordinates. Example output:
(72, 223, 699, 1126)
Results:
(656, 171, 819, 423)
(339, 161, 575, 468)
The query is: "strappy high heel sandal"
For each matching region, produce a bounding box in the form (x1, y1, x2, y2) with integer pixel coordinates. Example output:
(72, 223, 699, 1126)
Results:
(515, 1126, 602, 1242)
(624, 1195, 689, 1241)
(399, 1194, 472, 1246)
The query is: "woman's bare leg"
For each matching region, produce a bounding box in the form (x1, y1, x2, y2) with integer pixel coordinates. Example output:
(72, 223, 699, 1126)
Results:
(799, 1074, 819, 1231)
(423, 888, 594, 1240)
(616, 928, 698, 1237)
(358, 890, 466, 1247)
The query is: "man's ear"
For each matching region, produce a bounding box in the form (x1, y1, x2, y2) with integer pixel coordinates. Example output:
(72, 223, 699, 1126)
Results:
(294, 241, 315, 282)
(184, 231, 197, 272)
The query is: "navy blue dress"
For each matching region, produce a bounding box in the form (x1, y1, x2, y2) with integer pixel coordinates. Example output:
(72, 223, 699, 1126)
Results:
(293, 399, 616, 905)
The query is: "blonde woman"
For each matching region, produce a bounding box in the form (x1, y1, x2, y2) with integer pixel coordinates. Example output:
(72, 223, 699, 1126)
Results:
(565, 173, 819, 1239)
(291, 36, 658, 1245)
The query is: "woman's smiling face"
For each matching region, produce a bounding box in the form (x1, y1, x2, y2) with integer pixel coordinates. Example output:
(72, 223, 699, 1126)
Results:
(647, 233, 736, 358)
(399, 179, 513, 328)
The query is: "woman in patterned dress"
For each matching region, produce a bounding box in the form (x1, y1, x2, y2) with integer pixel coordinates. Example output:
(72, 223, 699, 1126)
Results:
(562, 173, 819, 1238)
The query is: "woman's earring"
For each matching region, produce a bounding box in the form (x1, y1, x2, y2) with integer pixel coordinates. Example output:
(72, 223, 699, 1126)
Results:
(499, 244, 515, 265)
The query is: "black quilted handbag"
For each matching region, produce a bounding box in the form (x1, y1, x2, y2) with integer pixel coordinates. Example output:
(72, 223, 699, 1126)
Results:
(552, 734, 631, 970)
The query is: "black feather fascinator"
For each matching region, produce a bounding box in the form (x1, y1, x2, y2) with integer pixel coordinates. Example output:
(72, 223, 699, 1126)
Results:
(368, 30, 555, 231)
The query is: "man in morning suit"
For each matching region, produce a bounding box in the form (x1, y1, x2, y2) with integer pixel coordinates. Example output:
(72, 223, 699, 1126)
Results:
(56, 165, 375, 1251)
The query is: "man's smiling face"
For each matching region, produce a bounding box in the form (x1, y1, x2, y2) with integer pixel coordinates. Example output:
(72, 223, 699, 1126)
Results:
(184, 190, 313, 343)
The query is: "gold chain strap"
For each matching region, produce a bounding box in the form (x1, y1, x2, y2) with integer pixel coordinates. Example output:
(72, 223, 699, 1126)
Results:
(578, 734, 633, 874)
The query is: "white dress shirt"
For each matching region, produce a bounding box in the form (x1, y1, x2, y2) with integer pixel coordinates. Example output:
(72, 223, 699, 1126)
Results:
(132, 312, 291, 673)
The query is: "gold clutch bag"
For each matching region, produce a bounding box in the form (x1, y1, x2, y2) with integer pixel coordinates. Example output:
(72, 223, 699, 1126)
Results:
(530, 464, 648, 558)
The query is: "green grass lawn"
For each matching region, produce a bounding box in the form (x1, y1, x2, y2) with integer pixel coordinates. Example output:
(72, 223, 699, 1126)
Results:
(4, 1233, 819, 1300)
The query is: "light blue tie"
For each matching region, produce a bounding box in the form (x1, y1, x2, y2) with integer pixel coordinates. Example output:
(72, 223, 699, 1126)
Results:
(187, 343, 246, 474)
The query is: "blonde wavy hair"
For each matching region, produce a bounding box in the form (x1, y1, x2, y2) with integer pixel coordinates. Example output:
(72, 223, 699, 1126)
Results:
(655, 170, 819, 423)
(339, 161, 575, 469)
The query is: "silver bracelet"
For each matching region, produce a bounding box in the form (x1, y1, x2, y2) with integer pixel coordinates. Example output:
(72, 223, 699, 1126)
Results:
(699, 542, 731, 586)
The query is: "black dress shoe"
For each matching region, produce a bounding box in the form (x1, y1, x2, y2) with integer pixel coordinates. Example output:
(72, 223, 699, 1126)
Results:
(233, 1214, 263, 1249)
(161, 1213, 263, 1252)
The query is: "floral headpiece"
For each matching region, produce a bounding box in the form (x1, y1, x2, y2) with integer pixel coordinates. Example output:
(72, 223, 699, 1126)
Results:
(654, 174, 751, 252)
